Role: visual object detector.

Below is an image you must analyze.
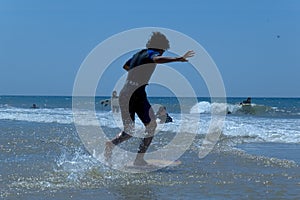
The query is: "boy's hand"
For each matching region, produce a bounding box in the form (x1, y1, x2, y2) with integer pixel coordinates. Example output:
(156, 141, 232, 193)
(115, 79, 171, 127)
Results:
(178, 50, 195, 62)
(183, 50, 195, 59)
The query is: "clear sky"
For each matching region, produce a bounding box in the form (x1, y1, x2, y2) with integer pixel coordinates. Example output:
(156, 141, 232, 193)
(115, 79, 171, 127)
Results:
(0, 0, 299, 97)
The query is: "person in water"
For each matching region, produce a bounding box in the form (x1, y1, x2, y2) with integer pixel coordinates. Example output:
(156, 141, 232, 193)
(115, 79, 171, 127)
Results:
(104, 32, 195, 166)
(240, 97, 251, 105)
(111, 90, 120, 113)
(30, 104, 38, 109)
(156, 106, 173, 123)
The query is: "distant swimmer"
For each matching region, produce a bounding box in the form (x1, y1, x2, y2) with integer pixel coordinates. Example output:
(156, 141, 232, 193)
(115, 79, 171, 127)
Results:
(156, 106, 173, 123)
(30, 104, 39, 109)
(240, 97, 251, 105)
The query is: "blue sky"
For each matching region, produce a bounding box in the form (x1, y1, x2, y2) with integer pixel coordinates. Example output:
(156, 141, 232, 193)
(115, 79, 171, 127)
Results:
(0, 0, 299, 97)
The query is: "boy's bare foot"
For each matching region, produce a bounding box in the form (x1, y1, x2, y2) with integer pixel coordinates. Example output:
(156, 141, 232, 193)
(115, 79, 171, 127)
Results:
(133, 157, 148, 166)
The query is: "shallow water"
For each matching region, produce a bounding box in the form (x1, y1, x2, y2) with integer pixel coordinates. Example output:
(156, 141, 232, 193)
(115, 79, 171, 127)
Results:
(1, 96, 300, 199)
(1, 120, 299, 199)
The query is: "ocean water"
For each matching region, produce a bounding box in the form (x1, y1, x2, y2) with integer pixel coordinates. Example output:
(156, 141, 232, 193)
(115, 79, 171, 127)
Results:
(0, 96, 300, 199)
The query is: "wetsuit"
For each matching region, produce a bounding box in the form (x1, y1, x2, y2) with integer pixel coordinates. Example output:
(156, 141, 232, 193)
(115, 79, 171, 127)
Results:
(111, 49, 161, 154)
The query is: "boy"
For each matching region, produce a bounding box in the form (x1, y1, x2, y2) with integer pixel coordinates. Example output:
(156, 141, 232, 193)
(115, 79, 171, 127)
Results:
(105, 32, 194, 166)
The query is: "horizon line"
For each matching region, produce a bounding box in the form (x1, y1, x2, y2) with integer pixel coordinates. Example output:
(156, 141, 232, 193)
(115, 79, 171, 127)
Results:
(0, 94, 299, 98)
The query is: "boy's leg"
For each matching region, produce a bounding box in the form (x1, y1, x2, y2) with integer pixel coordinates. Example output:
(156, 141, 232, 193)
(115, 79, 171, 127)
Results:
(105, 90, 134, 161)
(134, 101, 157, 166)
(104, 131, 132, 161)
(134, 135, 154, 166)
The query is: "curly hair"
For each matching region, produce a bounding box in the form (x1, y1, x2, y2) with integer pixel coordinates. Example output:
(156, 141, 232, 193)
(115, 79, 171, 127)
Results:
(146, 32, 170, 50)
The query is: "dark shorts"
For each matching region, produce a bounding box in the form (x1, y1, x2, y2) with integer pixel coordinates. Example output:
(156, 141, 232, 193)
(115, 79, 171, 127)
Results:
(119, 85, 154, 125)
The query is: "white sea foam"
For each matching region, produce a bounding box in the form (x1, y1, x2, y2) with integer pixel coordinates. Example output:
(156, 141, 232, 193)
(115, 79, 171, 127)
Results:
(190, 101, 228, 114)
(1, 105, 299, 144)
(223, 116, 300, 143)
(0, 107, 73, 124)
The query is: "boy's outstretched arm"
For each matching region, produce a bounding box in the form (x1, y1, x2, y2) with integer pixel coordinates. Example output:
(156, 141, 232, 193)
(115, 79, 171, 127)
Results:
(153, 50, 195, 64)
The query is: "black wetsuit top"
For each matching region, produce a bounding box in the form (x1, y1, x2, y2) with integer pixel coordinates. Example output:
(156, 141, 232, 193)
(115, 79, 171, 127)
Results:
(125, 49, 160, 89)
(120, 49, 161, 124)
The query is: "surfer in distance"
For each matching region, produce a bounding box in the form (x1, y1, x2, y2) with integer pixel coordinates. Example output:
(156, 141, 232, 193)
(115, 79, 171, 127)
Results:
(240, 97, 251, 105)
